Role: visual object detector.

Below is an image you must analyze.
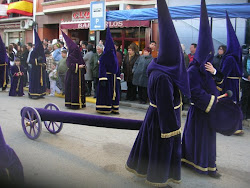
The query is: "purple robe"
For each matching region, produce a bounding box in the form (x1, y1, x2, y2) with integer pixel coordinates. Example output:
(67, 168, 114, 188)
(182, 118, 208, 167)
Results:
(126, 61, 182, 186)
(9, 65, 24, 96)
(96, 71, 120, 114)
(28, 51, 46, 98)
(0, 53, 9, 89)
(65, 55, 86, 109)
(217, 55, 243, 132)
(182, 61, 219, 175)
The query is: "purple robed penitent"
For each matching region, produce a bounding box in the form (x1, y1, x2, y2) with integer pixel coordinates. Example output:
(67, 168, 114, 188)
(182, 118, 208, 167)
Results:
(28, 30, 46, 98)
(217, 12, 243, 133)
(0, 35, 9, 89)
(96, 27, 120, 114)
(9, 65, 24, 96)
(0, 126, 24, 183)
(62, 31, 86, 109)
(126, 0, 190, 186)
(182, 0, 219, 175)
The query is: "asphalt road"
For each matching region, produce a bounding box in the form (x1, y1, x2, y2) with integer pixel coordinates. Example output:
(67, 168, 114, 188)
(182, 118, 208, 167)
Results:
(0, 90, 249, 188)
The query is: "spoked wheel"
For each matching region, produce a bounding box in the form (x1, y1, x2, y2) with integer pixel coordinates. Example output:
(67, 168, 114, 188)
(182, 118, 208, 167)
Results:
(44, 103, 63, 134)
(21, 107, 42, 140)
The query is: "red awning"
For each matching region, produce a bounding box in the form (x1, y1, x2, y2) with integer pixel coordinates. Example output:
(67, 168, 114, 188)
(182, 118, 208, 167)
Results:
(60, 20, 150, 30)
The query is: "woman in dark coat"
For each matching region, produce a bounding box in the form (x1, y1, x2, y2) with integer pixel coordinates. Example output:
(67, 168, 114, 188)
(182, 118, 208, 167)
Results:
(19, 45, 29, 87)
(132, 47, 153, 104)
(123, 43, 139, 101)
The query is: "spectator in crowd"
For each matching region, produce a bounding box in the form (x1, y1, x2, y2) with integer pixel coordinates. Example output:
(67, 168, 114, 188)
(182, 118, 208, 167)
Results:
(212, 45, 227, 71)
(114, 41, 123, 69)
(99, 40, 105, 46)
(188, 43, 197, 63)
(9, 58, 24, 97)
(132, 47, 153, 104)
(26, 42, 33, 85)
(181, 44, 190, 69)
(19, 45, 29, 87)
(241, 47, 250, 120)
(48, 44, 53, 53)
(81, 41, 88, 57)
(83, 44, 94, 96)
(8, 45, 15, 67)
(91, 44, 104, 98)
(60, 41, 66, 51)
(149, 40, 158, 58)
(48, 62, 61, 96)
(120, 44, 127, 55)
(45, 49, 54, 93)
(57, 49, 68, 95)
(123, 43, 140, 101)
(52, 43, 62, 63)
(43, 38, 48, 46)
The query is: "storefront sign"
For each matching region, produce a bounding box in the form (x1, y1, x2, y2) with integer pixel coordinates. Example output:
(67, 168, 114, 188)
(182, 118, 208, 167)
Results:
(72, 11, 90, 21)
(61, 20, 150, 30)
(0, 22, 20, 29)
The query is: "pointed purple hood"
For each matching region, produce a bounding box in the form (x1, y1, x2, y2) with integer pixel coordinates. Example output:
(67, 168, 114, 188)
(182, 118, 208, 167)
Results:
(99, 26, 118, 74)
(151, 0, 190, 98)
(61, 30, 84, 65)
(194, 0, 214, 67)
(31, 29, 46, 63)
(222, 12, 242, 73)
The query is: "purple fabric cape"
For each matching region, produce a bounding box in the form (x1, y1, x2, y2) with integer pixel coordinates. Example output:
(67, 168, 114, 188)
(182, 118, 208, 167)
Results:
(0, 126, 24, 183)
(9, 65, 24, 96)
(62, 31, 86, 109)
(96, 27, 120, 114)
(28, 30, 46, 98)
(127, 59, 182, 186)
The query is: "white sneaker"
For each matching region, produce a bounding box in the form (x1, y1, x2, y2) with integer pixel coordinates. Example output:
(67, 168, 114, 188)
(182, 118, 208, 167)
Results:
(48, 94, 54, 96)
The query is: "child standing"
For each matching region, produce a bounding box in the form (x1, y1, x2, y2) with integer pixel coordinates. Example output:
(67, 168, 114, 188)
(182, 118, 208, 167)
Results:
(9, 58, 24, 96)
(49, 62, 61, 96)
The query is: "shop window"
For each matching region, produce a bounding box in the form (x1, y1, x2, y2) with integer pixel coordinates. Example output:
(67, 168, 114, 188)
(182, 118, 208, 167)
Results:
(8, 31, 24, 45)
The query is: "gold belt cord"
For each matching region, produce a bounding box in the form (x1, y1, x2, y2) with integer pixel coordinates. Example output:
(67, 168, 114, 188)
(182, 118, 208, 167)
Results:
(79, 67, 82, 108)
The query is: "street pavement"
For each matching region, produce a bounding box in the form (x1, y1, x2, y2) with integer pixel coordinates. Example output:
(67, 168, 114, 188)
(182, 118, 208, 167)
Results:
(0, 90, 250, 188)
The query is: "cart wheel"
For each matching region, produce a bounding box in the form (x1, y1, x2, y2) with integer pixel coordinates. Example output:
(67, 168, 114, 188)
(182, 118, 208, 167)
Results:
(44, 103, 63, 134)
(21, 107, 42, 140)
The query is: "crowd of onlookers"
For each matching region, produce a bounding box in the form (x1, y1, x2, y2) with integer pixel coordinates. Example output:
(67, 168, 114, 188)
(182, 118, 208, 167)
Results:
(4, 39, 250, 117)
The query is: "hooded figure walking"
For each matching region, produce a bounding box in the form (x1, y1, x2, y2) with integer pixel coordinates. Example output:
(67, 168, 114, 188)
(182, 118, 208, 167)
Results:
(0, 35, 9, 91)
(125, 0, 190, 187)
(96, 27, 120, 114)
(28, 30, 47, 98)
(205, 12, 243, 135)
(182, 0, 221, 178)
(62, 31, 86, 109)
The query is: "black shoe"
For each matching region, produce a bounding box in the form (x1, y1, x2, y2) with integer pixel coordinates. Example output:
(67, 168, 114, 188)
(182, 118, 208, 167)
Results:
(209, 172, 221, 179)
(112, 111, 119, 114)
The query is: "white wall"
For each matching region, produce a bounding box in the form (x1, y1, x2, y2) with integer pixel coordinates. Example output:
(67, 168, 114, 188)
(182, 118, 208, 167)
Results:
(168, 0, 248, 54)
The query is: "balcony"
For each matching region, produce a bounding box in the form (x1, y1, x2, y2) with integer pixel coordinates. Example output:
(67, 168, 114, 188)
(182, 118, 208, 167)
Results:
(42, 0, 82, 5)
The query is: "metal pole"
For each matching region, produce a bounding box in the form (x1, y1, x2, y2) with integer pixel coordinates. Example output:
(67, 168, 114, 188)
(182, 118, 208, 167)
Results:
(33, 0, 37, 44)
(235, 18, 237, 33)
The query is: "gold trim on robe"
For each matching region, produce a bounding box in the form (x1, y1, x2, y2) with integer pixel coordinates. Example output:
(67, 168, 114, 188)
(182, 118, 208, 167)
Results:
(205, 95, 215, 113)
(99, 77, 108, 81)
(181, 158, 217, 172)
(161, 128, 182, 138)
